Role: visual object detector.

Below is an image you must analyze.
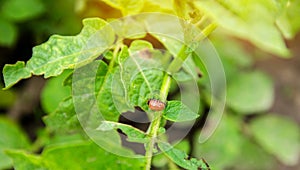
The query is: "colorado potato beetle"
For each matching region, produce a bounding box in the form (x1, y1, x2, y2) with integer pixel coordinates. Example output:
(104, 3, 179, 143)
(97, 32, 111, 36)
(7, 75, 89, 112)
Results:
(148, 99, 166, 111)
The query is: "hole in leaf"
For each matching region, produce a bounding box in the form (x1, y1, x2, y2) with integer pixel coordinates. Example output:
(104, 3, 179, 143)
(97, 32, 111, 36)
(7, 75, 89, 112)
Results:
(117, 107, 150, 155)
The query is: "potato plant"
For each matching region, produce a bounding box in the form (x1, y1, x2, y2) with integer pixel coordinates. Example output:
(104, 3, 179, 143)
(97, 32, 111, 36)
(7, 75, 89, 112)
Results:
(1, 0, 300, 170)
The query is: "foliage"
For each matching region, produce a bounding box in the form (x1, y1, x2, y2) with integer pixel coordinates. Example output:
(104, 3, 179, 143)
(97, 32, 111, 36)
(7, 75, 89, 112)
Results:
(1, 0, 300, 170)
(0, 117, 30, 169)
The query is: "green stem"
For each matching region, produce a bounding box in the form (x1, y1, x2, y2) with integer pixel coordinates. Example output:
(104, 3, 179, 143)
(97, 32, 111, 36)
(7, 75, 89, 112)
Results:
(108, 42, 122, 72)
(144, 74, 172, 170)
(144, 112, 161, 169)
(194, 23, 218, 42)
(144, 42, 193, 170)
(167, 45, 189, 74)
(144, 23, 217, 170)
(160, 74, 172, 101)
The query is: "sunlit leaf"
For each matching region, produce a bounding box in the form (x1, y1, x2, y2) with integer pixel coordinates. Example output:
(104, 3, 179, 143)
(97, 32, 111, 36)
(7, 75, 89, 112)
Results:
(276, 0, 300, 39)
(141, 0, 174, 13)
(194, 0, 290, 57)
(3, 18, 115, 89)
(102, 0, 144, 15)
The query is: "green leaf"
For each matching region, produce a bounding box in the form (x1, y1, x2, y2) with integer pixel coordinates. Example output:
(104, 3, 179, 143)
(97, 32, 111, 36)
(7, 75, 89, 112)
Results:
(42, 141, 145, 170)
(249, 114, 300, 165)
(276, 0, 300, 39)
(1, 0, 45, 22)
(128, 69, 164, 110)
(97, 121, 149, 143)
(41, 70, 72, 113)
(194, 0, 290, 57)
(115, 47, 165, 111)
(226, 71, 274, 114)
(231, 138, 276, 170)
(193, 114, 243, 169)
(96, 66, 131, 122)
(173, 0, 189, 19)
(103, 50, 113, 60)
(27, 18, 114, 77)
(158, 142, 210, 170)
(43, 97, 82, 134)
(153, 139, 190, 168)
(128, 40, 153, 53)
(151, 34, 183, 57)
(0, 18, 18, 46)
(3, 61, 31, 89)
(152, 153, 168, 168)
(141, 0, 174, 13)
(6, 150, 46, 170)
(8, 141, 146, 170)
(72, 60, 135, 156)
(117, 45, 130, 64)
(174, 139, 190, 154)
(0, 117, 31, 169)
(45, 133, 84, 148)
(110, 17, 146, 39)
(163, 100, 199, 122)
(3, 17, 115, 89)
(0, 84, 16, 108)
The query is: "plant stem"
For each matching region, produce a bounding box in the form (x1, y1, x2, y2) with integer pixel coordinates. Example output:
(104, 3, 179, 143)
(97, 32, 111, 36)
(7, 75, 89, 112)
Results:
(144, 45, 192, 170)
(108, 42, 122, 72)
(167, 45, 189, 74)
(194, 23, 217, 42)
(144, 74, 172, 170)
(144, 111, 161, 169)
(144, 23, 217, 169)
(160, 74, 172, 101)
